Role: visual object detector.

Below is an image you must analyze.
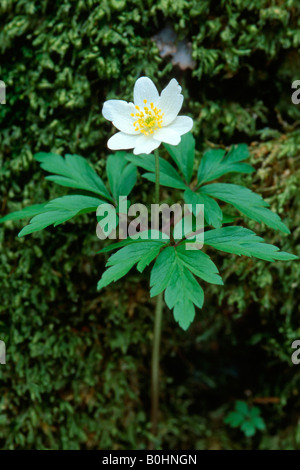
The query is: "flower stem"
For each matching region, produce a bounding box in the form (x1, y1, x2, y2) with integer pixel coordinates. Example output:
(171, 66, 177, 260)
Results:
(150, 289, 163, 442)
(154, 149, 160, 205)
(149, 148, 163, 448)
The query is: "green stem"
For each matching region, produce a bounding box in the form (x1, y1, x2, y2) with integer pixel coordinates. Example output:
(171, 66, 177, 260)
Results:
(154, 149, 160, 204)
(150, 290, 163, 441)
(150, 148, 163, 448)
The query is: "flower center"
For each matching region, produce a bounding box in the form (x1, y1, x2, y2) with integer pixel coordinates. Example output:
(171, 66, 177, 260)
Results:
(131, 99, 164, 136)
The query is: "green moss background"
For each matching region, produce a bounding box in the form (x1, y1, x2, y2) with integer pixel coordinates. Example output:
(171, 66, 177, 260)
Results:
(0, 0, 300, 449)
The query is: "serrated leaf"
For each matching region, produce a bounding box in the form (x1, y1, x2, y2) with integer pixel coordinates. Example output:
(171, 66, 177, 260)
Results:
(173, 298, 196, 331)
(126, 154, 187, 189)
(18, 195, 103, 237)
(97, 262, 135, 290)
(96, 238, 149, 254)
(96, 230, 168, 254)
(119, 163, 137, 196)
(35, 152, 112, 201)
(164, 132, 195, 183)
(142, 172, 187, 189)
(136, 246, 162, 272)
(164, 262, 204, 310)
(106, 241, 165, 267)
(106, 151, 136, 200)
(252, 416, 266, 431)
(97, 241, 165, 290)
(222, 214, 237, 224)
(176, 244, 223, 285)
(0, 204, 49, 223)
(184, 188, 223, 229)
(165, 262, 204, 330)
(150, 246, 177, 297)
(235, 400, 249, 415)
(204, 226, 298, 261)
(197, 144, 254, 185)
(241, 421, 256, 437)
(225, 401, 265, 436)
(150, 245, 209, 330)
(200, 183, 290, 233)
(224, 411, 244, 428)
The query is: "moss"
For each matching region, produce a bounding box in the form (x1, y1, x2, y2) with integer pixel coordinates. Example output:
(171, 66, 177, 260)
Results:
(0, 0, 300, 449)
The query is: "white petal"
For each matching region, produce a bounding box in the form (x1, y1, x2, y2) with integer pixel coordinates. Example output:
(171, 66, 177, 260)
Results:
(107, 132, 139, 150)
(134, 77, 159, 108)
(165, 116, 193, 136)
(153, 128, 181, 145)
(156, 78, 184, 126)
(102, 100, 136, 134)
(133, 135, 161, 155)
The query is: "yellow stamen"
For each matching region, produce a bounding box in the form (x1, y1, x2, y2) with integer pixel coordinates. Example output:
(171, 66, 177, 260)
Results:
(132, 98, 164, 136)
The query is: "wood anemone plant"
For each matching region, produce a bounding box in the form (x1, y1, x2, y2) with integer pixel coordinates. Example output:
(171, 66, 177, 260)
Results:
(1, 78, 298, 449)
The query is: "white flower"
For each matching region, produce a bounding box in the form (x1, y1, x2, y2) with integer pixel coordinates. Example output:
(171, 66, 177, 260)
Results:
(102, 77, 193, 155)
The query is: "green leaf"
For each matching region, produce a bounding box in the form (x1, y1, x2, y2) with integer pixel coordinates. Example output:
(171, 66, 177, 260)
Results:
(241, 421, 256, 437)
(175, 244, 223, 285)
(143, 171, 186, 189)
(200, 183, 290, 233)
(173, 298, 196, 331)
(106, 151, 137, 200)
(96, 231, 168, 254)
(150, 246, 177, 297)
(225, 401, 266, 436)
(126, 154, 187, 189)
(137, 245, 163, 272)
(164, 132, 195, 183)
(97, 241, 165, 290)
(252, 416, 266, 431)
(184, 188, 223, 229)
(164, 263, 204, 310)
(97, 239, 149, 254)
(97, 263, 134, 291)
(165, 265, 204, 330)
(35, 152, 112, 201)
(222, 214, 237, 224)
(18, 195, 104, 237)
(150, 245, 215, 330)
(224, 411, 244, 428)
(106, 241, 165, 268)
(235, 400, 249, 416)
(0, 204, 49, 223)
(197, 144, 254, 185)
(204, 226, 298, 261)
